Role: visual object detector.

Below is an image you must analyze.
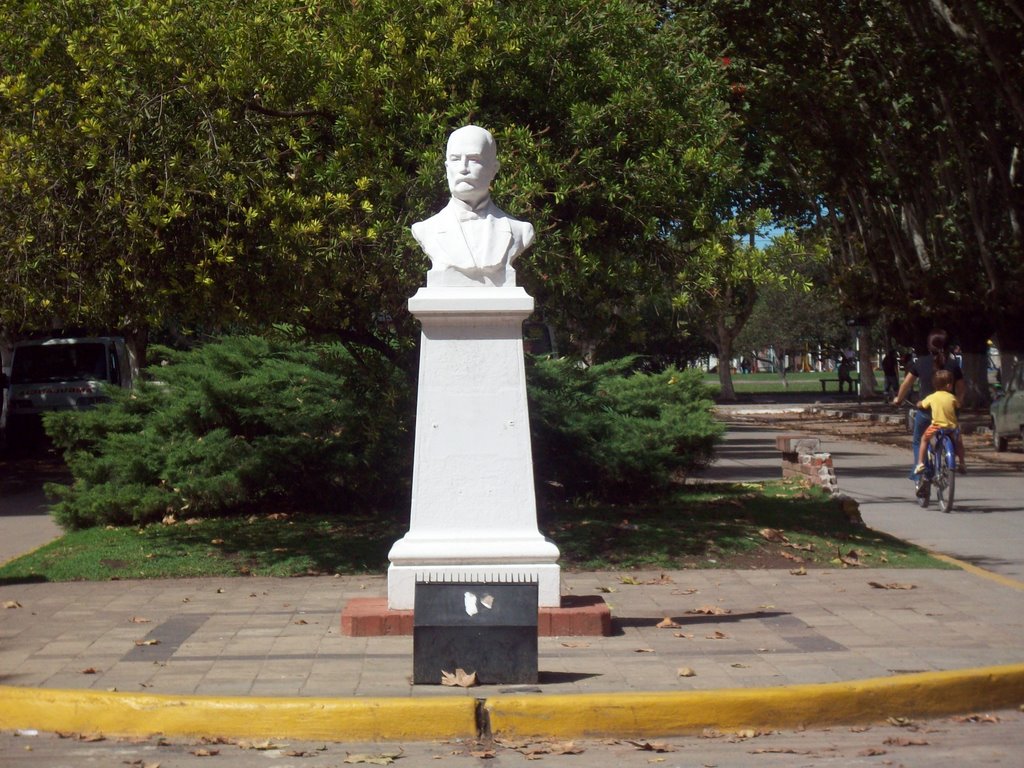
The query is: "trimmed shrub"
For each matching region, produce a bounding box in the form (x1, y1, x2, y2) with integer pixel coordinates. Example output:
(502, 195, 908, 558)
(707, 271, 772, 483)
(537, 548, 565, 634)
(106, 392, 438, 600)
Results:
(44, 339, 721, 529)
(527, 356, 722, 500)
(44, 336, 412, 529)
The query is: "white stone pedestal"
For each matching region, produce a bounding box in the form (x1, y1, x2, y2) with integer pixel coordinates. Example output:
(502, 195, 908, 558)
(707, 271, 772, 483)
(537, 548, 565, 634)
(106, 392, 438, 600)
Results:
(387, 286, 561, 609)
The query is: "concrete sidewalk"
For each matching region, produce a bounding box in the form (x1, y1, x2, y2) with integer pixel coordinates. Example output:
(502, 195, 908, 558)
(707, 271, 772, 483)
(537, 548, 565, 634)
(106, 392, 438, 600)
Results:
(1, 568, 1023, 740)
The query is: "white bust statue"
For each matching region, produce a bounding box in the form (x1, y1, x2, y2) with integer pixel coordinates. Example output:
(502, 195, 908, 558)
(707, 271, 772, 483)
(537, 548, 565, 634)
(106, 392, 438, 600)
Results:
(412, 125, 534, 287)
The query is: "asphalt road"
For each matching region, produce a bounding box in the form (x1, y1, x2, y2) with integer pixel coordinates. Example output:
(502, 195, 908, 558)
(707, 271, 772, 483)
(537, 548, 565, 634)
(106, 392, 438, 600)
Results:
(3, 711, 1023, 768)
(0, 469, 61, 566)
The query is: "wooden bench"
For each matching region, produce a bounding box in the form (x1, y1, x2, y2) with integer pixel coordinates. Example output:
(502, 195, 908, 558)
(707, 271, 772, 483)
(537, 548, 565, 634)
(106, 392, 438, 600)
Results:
(820, 376, 859, 393)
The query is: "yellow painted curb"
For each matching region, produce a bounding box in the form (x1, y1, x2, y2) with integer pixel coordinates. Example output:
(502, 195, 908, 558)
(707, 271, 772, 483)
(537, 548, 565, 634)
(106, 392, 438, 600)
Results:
(486, 663, 1024, 739)
(0, 686, 478, 742)
(2, 664, 1023, 742)
(931, 553, 1024, 591)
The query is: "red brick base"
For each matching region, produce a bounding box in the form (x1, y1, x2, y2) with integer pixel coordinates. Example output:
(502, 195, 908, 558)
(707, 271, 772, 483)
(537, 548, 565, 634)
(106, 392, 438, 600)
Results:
(341, 595, 611, 637)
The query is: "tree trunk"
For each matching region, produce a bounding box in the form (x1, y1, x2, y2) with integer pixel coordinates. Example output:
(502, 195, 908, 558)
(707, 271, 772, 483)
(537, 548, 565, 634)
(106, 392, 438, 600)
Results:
(857, 326, 878, 398)
(123, 326, 149, 384)
(960, 351, 991, 407)
(715, 323, 737, 401)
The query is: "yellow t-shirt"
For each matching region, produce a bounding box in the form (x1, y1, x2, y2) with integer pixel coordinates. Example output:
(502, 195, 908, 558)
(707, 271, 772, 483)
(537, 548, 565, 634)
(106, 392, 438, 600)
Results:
(920, 390, 960, 428)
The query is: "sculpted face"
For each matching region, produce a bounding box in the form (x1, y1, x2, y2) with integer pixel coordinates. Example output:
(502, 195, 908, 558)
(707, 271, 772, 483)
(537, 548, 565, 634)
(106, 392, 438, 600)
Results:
(445, 126, 499, 207)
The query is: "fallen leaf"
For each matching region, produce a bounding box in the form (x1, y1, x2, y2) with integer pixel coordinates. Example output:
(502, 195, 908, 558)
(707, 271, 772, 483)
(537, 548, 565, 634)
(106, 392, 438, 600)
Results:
(706, 631, 729, 640)
(191, 748, 219, 757)
(750, 747, 808, 754)
(216, 588, 225, 594)
(344, 752, 403, 765)
(80, 667, 99, 674)
(238, 740, 281, 750)
(134, 639, 160, 646)
(619, 576, 641, 585)
(688, 605, 730, 616)
(783, 541, 814, 552)
(595, 586, 616, 593)
(549, 741, 584, 755)
(644, 574, 675, 585)
(759, 528, 788, 543)
(731, 663, 750, 668)
(735, 729, 758, 739)
(671, 588, 699, 595)
(128, 617, 151, 624)
(440, 668, 477, 687)
(4, 600, 22, 609)
(869, 582, 917, 590)
(884, 737, 929, 746)
(780, 551, 804, 563)
(951, 714, 1000, 724)
(790, 567, 807, 576)
(656, 617, 682, 629)
(78, 733, 105, 742)
(857, 748, 887, 756)
(634, 647, 656, 653)
(700, 728, 724, 739)
(626, 740, 677, 752)
(294, 619, 309, 625)
(162, 515, 176, 525)
(886, 716, 916, 727)
(468, 750, 496, 759)
(839, 548, 865, 567)
(560, 641, 590, 648)
(210, 539, 224, 545)
(677, 667, 697, 677)
(673, 632, 694, 639)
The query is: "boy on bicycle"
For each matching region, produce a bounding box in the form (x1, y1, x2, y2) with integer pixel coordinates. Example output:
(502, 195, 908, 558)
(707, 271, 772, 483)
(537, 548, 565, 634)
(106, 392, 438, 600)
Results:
(914, 369, 966, 475)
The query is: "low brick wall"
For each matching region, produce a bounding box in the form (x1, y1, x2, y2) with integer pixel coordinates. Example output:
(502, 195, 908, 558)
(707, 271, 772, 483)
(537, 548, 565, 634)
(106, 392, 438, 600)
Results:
(776, 434, 837, 493)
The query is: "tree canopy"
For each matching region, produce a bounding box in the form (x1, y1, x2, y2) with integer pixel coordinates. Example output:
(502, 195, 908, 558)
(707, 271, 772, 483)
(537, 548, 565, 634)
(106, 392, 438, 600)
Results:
(0, 0, 737, 364)
(3, 0, 1019, 382)
(707, 0, 1024, 363)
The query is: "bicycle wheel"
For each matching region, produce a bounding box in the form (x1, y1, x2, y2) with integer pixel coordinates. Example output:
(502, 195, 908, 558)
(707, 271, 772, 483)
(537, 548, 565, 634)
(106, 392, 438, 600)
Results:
(916, 478, 930, 508)
(934, 442, 955, 513)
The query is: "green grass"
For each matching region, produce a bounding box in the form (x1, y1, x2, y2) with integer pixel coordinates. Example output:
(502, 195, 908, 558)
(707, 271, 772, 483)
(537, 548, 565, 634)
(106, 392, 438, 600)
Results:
(0, 480, 951, 584)
(544, 480, 947, 571)
(703, 371, 885, 394)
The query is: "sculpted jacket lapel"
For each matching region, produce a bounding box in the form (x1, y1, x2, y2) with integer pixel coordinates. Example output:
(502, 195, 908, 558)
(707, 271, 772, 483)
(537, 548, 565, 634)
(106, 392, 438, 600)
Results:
(436, 205, 477, 271)
(437, 202, 514, 271)
(475, 215, 512, 270)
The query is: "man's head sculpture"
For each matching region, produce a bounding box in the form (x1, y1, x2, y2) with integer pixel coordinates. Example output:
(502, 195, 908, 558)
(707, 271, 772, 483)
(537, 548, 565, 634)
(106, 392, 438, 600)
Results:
(412, 125, 534, 288)
(445, 125, 500, 208)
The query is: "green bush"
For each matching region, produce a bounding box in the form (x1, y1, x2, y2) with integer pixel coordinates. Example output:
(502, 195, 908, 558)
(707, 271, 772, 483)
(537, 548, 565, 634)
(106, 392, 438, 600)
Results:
(527, 357, 723, 500)
(44, 339, 721, 529)
(44, 336, 412, 529)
